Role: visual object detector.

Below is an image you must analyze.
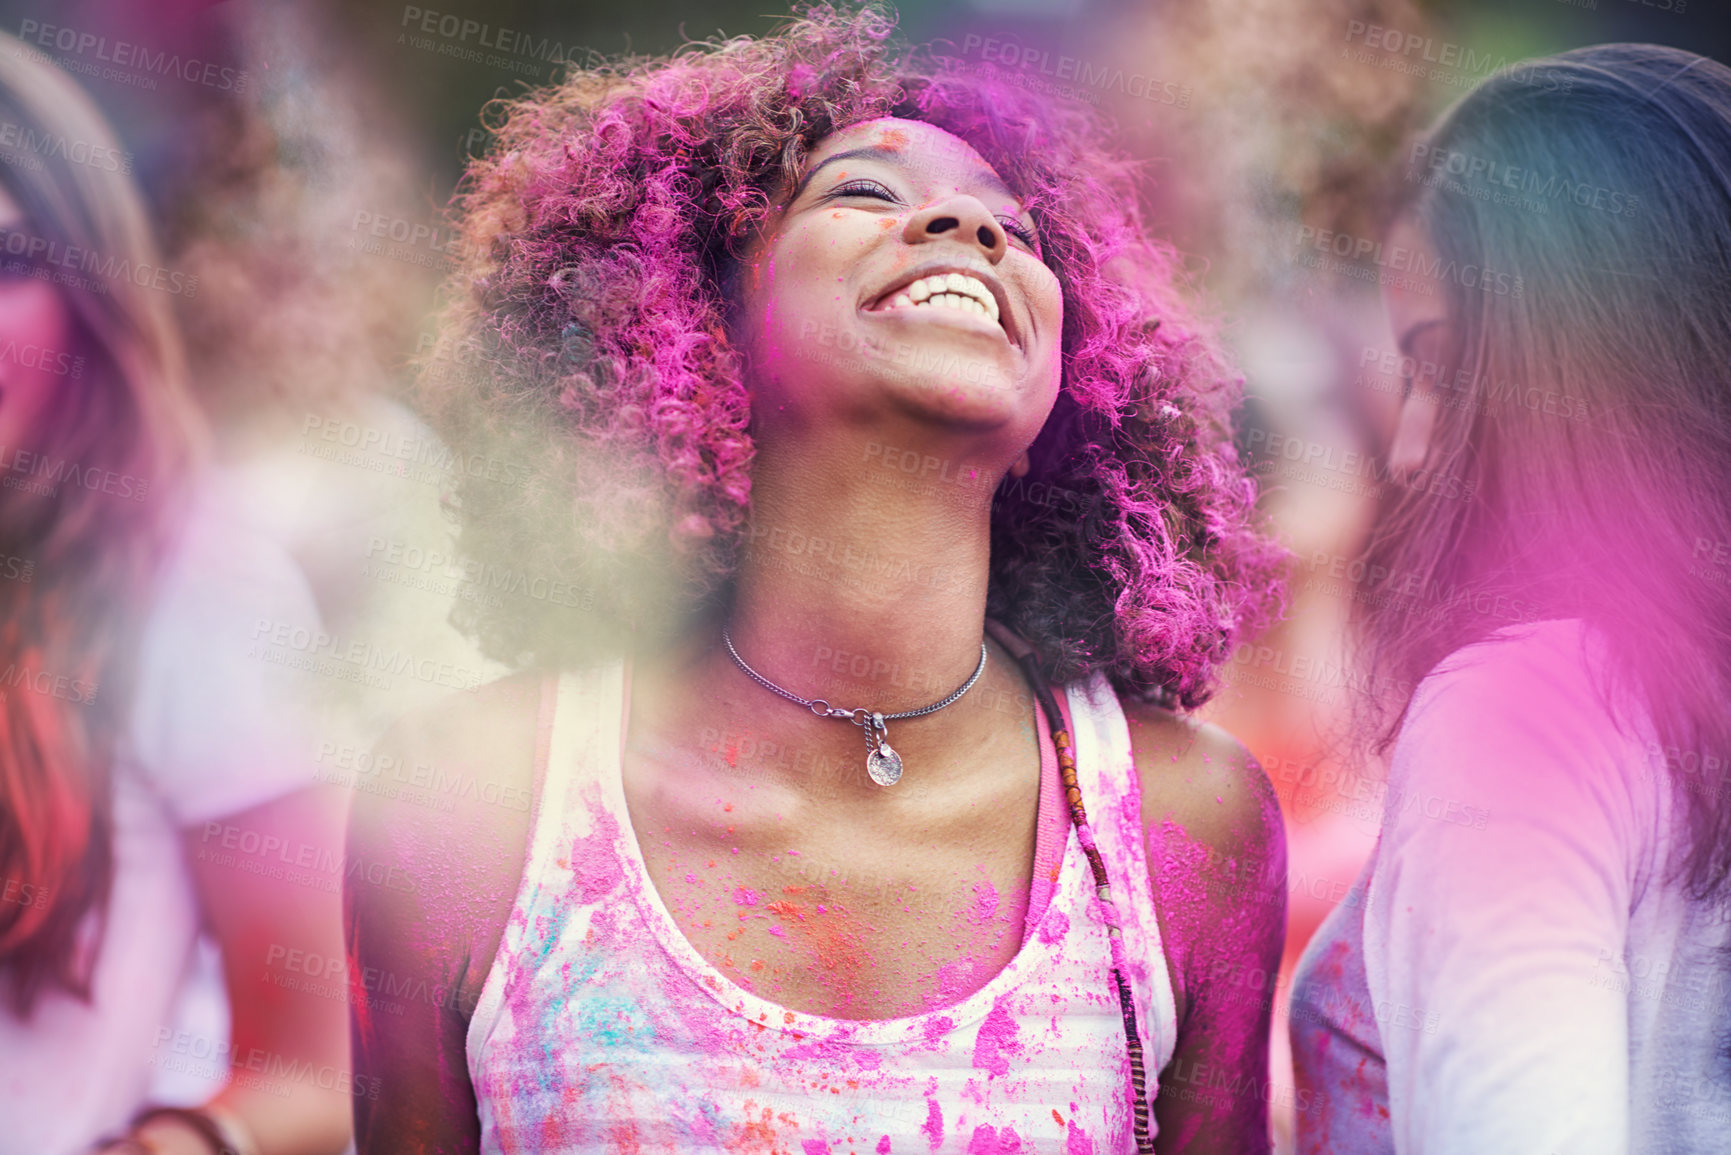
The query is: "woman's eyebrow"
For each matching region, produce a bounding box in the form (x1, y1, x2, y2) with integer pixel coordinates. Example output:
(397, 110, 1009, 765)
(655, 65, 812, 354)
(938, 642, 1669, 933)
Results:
(788, 144, 1016, 205)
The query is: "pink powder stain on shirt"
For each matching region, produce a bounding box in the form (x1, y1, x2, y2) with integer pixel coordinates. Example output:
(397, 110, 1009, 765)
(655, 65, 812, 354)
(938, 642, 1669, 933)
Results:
(1036, 907, 1069, 946)
(922, 1097, 944, 1150)
(972, 994, 1022, 1078)
(877, 1137, 892, 1154)
(571, 803, 627, 904)
(922, 1014, 953, 1047)
(733, 885, 762, 906)
(966, 1124, 1023, 1153)
(1065, 1121, 1094, 1155)
(781, 1028, 881, 1073)
(802, 1141, 831, 1155)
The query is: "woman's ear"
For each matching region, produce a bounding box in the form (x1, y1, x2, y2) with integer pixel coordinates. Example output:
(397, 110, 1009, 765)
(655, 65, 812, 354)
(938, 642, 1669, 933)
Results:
(1010, 450, 1031, 478)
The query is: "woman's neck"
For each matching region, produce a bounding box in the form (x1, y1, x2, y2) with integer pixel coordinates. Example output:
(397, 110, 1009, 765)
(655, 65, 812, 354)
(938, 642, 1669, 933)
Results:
(725, 432, 1000, 711)
(630, 429, 1031, 798)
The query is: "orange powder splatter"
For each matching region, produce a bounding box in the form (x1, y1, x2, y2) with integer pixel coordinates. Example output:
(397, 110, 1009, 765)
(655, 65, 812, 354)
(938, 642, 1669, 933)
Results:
(875, 127, 908, 151)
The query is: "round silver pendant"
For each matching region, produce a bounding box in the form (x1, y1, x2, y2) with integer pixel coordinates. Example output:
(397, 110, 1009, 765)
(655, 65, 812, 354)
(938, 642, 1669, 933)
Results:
(866, 744, 904, 786)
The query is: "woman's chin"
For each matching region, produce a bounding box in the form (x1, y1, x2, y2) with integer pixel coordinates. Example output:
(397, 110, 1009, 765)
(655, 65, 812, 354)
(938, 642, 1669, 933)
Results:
(870, 366, 1039, 432)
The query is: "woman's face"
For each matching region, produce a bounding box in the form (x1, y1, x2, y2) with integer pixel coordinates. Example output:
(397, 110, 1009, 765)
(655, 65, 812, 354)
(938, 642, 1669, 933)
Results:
(733, 117, 1064, 459)
(0, 183, 76, 453)
(1382, 215, 1452, 478)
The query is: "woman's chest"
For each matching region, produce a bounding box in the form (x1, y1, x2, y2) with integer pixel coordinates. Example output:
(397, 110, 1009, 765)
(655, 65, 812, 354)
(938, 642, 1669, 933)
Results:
(633, 814, 1037, 1020)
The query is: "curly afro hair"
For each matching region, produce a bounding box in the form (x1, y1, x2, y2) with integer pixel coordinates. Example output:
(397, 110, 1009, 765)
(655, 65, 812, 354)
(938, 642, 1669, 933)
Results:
(419, 2, 1285, 708)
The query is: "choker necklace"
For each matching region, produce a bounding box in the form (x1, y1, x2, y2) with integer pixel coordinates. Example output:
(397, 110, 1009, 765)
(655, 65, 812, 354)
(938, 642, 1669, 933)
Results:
(720, 627, 988, 786)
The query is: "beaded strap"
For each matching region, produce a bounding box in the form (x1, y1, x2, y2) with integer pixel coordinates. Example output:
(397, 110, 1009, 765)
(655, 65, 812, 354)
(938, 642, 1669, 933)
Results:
(1011, 649, 1156, 1154)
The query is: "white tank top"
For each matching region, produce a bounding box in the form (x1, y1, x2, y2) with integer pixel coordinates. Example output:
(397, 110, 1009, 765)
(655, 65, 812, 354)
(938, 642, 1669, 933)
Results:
(466, 661, 1178, 1152)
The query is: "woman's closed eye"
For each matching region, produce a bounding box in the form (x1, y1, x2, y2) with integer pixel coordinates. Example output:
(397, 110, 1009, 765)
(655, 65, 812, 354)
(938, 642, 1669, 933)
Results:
(998, 216, 1038, 250)
(827, 178, 899, 203)
(827, 178, 1040, 251)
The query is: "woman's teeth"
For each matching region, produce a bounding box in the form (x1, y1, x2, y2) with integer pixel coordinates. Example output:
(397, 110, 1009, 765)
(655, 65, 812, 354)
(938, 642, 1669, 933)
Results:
(886, 273, 1000, 324)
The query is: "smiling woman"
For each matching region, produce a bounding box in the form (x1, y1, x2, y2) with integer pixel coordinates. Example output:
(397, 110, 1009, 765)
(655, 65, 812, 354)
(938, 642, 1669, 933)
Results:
(347, 5, 1287, 1153)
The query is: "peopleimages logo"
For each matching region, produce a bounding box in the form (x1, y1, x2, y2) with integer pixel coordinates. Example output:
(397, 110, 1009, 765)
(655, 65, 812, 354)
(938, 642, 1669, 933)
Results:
(0, 120, 132, 174)
(0, 443, 150, 502)
(15, 20, 249, 93)
(959, 35, 1191, 107)
(1409, 143, 1641, 219)
(1293, 224, 1525, 299)
(0, 226, 198, 298)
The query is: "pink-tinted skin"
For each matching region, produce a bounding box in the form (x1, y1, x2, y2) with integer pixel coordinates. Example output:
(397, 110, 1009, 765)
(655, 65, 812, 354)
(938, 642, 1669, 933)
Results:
(349, 114, 1283, 1154)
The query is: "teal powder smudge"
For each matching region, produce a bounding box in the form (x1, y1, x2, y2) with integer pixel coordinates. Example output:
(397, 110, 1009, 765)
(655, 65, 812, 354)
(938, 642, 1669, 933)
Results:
(575, 996, 656, 1049)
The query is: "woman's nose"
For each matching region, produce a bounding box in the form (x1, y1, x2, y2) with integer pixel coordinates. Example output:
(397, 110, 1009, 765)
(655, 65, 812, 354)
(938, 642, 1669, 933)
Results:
(903, 196, 1007, 262)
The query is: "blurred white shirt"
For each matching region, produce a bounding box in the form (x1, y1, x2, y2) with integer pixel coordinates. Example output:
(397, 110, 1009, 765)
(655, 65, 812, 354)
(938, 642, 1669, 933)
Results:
(0, 473, 324, 1154)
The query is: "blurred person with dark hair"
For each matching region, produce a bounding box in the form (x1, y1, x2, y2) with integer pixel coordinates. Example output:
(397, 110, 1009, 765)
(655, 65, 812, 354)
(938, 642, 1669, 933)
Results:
(1291, 44, 1731, 1154)
(0, 31, 350, 1155)
(346, 6, 1290, 1152)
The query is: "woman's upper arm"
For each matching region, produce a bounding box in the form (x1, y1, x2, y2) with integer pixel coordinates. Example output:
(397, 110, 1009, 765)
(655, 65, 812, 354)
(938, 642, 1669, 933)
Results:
(1366, 629, 1644, 1154)
(1131, 706, 1288, 1154)
(345, 674, 541, 1155)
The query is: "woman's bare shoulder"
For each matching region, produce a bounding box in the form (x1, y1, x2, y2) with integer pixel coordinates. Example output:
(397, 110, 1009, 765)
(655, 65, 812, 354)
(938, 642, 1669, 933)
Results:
(1120, 701, 1282, 869)
(346, 672, 547, 1149)
(1117, 698, 1286, 1021)
(346, 670, 545, 978)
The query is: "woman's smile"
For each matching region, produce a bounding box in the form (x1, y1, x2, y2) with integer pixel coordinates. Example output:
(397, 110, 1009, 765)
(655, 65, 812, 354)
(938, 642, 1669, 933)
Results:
(863, 263, 1016, 348)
